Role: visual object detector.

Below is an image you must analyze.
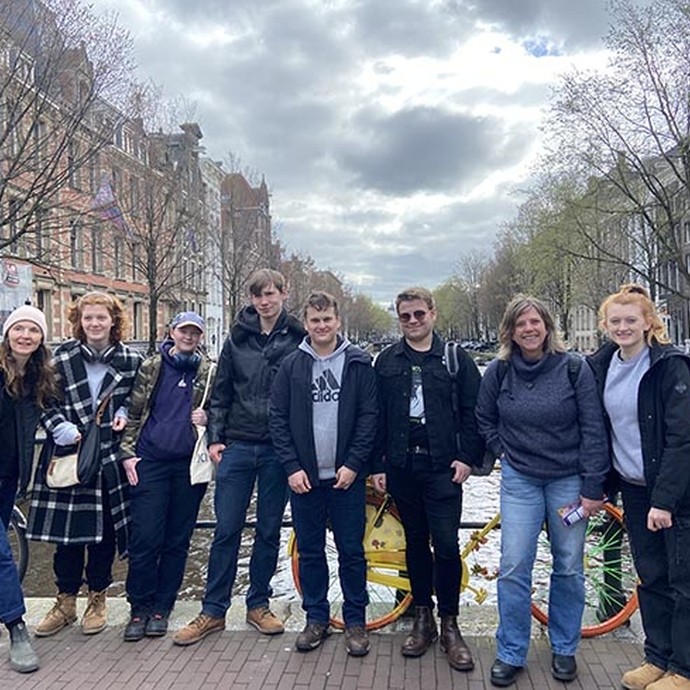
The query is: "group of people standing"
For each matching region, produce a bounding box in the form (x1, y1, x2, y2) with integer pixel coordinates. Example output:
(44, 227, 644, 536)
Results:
(0, 272, 688, 690)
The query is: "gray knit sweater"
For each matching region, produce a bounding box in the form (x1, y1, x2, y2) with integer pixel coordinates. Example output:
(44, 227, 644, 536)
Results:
(476, 351, 609, 499)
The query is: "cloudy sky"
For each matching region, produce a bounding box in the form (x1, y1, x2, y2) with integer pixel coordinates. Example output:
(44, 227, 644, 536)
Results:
(90, 0, 614, 302)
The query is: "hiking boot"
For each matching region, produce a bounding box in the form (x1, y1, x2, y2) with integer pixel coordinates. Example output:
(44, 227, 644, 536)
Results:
(440, 616, 474, 671)
(123, 614, 148, 642)
(648, 674, 690, 690)
(246, 607, 284, 635)
(622, 662, 666, 690)
(295, 622, 331, 652)
(345, 626, 370, 657)
(82, 589, 108, 635)
(401, 606, 437, 657)
(35, 593, 77, 637)
(8, 622, 39, 673)
(145, 613, 169, 637)
(172, 613, 225, 646)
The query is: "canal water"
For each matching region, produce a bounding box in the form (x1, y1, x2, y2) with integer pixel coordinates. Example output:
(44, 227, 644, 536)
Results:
(18, 470, 503, 608)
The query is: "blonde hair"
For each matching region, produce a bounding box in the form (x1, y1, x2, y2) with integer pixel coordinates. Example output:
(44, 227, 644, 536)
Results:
(598, 284, 669, 345)
(497, 294, 566, 360)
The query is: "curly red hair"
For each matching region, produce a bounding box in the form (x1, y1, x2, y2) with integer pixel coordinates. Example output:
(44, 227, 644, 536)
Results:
(68, 291, 129, 343)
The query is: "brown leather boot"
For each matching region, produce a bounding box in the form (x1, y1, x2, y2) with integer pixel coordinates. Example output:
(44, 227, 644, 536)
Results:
(401, 606, 438, 657)
(440, 616, 474, 671)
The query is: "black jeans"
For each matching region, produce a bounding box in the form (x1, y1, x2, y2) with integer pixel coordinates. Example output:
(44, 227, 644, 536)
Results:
(126, 458, 206, 615)
(622, 480, 690, 679)
(53, 482, 116, 594)
(387, 458, 462, 617)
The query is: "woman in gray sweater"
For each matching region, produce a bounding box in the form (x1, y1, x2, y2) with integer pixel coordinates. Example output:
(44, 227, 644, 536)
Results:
(476, 295, 608, 688)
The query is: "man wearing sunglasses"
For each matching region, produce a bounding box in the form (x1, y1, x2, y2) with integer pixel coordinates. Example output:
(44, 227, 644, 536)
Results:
(371, 287, 483, 672)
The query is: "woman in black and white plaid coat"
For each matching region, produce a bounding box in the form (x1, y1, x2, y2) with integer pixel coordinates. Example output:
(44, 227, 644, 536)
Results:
(27, 292, 141, 637)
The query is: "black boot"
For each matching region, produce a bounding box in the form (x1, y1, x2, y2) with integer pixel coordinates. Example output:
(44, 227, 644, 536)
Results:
(440, 616, 474, 671)
(8, 621, 39, 674)
(401, 606, 437, 657)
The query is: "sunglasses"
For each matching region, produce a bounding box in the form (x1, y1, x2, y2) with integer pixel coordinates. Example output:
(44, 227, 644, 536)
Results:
(398, 310, 429, 323)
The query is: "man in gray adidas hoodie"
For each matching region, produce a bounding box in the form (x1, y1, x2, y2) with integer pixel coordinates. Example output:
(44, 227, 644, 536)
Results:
(269, 291, 378, 658)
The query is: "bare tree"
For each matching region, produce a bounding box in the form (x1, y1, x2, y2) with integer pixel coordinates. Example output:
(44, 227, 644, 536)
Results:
(0, 0, 136, 261)
(545, 0, 690, 299)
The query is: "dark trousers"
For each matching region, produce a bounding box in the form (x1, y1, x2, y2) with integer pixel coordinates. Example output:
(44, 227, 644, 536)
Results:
(622, 480, 690, 679)
(0, 476, 18, 529)
(387, 459, 462, 617)
(53, 481, 116, 594)
(291, 478, 368, 627)
(126, 458, 206, 615)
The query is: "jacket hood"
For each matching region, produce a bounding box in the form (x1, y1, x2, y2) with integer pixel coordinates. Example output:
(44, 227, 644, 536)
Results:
(299, 334, 351, 360)
(589, 340, 689, 373)
(232, 306, 304, 343)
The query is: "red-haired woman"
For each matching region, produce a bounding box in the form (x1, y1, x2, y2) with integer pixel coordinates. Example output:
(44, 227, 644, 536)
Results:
(28, 292, 141, 638)
(589, 285, 690, 690)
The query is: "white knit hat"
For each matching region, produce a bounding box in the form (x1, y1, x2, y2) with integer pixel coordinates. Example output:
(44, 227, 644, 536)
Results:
(2, 305, 48, 341)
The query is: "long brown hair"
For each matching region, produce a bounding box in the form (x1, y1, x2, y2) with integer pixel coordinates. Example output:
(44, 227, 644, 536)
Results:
(0, 339, 56, 408)
(598, 284, 669, 345)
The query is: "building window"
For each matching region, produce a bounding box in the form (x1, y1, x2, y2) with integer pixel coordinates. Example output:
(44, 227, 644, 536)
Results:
(114, 236, 124, 278)
(70, 220, 82, 269)
(133, 302, 143, 340)
(131, 242, 140, 280)
(91, 228, 103, 273)
(36, 290, 52, 340)
(90, 154, 100, 194)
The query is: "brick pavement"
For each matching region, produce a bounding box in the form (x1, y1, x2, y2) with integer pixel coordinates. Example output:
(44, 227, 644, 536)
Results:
(0, 625, 642, 689)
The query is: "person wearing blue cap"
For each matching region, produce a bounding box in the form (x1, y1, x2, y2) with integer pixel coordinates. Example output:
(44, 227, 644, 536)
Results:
(119, 311, 215, 641)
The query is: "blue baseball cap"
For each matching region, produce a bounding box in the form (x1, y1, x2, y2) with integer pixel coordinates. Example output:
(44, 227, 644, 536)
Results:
(170, 311, 205, 333)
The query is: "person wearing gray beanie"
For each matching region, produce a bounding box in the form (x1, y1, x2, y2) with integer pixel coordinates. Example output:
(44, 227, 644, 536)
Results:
(0, 303, 56, 674)
(2, 305, 48, 342)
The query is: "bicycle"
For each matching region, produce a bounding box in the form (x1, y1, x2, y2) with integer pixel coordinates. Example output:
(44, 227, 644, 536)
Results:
(8, 503, 29, 582)
(287, 486, 639, 637)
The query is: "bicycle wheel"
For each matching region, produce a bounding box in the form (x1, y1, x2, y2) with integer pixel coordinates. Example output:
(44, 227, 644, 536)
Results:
(289, 492, 412, 630)
(9, 505, 29, 582)
(530, 502, 638, 637)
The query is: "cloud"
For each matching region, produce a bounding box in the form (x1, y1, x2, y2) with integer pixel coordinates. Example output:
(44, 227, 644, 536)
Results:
(338, 106, 530, 196)
(90, 0, 613, 300)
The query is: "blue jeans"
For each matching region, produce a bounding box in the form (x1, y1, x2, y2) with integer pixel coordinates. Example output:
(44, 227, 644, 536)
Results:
(622, 480, 690, 680)
(497, 462, 586, 666)
(202, 442, 288, 618)
(0, 477, 25, 624)
(126, 458, 206, 615)
(291, 478, 368, 627)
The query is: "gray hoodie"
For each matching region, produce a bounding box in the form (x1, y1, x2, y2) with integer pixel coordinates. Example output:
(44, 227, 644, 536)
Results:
(298, 336, 350, 480)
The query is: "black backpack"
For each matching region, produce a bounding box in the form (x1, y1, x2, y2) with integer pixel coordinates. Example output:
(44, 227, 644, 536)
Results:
(443, 342, 584, 476)
(443, 341, 495, 476)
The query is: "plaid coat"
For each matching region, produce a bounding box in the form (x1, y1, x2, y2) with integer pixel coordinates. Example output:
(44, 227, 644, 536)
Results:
(27, 339, 142, 555)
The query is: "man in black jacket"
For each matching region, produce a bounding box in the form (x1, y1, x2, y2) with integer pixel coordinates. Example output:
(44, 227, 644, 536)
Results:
(270, 292, 377, 657)
(371, 287, 482, 672)
(174, 270, 305, 646)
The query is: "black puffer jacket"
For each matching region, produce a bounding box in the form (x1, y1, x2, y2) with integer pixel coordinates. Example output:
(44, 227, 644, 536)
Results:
(588, 341, 690, 516)
(207, 306, 305, 444)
